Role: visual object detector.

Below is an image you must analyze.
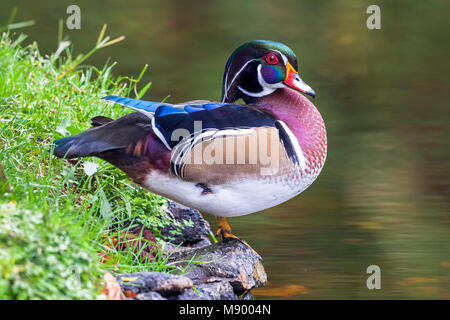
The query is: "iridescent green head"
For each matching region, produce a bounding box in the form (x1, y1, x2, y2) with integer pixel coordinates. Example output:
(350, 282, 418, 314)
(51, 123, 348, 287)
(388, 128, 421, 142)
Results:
(221, 40, 315, 103)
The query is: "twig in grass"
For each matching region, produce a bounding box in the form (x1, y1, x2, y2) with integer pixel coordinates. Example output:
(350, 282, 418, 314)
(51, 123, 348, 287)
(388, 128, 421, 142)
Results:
(57, 24, 125, 80)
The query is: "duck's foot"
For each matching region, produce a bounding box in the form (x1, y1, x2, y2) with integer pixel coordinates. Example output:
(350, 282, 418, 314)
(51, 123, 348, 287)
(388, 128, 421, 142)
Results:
(215, 217, 259, 256)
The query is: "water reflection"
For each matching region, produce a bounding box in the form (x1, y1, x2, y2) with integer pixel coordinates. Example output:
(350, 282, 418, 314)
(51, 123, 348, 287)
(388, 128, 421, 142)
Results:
(2, 0, 448, 299)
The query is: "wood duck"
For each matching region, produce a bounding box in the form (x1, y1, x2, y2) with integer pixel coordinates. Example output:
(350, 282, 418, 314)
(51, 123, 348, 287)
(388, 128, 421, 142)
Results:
(54, 40, 327, 244)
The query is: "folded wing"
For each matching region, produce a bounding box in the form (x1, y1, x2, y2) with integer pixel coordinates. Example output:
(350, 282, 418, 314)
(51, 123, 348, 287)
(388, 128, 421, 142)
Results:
(102, 96, 305, 180)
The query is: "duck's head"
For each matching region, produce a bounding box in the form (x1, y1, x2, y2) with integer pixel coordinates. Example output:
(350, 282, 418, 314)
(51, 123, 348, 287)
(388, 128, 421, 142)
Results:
(221, 40, 315, 103)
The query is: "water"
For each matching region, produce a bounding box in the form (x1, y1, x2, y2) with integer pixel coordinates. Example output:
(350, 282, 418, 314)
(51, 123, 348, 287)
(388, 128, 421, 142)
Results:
(2, 0, 449, 299)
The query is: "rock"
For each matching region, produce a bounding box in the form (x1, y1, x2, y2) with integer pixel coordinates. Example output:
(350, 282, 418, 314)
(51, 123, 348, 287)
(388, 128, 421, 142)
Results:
(190, 237, 212, 249)
(177, 281, 238, 300)
(173, 238, 267, 293)
(136, 291, 167, 300)
(240, 290, 255, 300)
(160, 237, 211, 257)
(116, 203, 267, 300)
(160, 201, 211, 245)
(117, 272, 193, 297)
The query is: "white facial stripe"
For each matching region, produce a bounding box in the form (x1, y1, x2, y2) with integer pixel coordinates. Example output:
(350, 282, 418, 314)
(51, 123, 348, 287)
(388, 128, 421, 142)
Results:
(273, 50, 288, 65)
(225, 50, 292, 100)
(222, 67, 230, 102)
(223, 59, 257, 102)
(237, 85, 271, 97)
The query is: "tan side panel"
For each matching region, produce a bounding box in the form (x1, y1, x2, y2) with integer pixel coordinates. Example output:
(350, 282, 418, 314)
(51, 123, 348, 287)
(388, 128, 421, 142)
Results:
(174, 127, 295, 184)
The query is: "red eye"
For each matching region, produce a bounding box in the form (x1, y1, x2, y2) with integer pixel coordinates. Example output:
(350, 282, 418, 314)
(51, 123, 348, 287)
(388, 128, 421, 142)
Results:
(265, 53, 279, 65)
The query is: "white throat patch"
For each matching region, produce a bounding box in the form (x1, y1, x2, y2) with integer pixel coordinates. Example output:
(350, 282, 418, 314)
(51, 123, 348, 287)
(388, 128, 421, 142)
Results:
(237, 64, 284, 98)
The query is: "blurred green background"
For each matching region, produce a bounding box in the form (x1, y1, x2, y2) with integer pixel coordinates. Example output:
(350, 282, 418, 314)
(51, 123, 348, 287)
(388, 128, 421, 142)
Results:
(1, 0, 449, 299)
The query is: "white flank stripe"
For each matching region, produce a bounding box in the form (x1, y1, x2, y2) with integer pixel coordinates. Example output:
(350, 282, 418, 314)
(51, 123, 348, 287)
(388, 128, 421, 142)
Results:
(275, 120, 307, 172)
(151, 116, 172, 150)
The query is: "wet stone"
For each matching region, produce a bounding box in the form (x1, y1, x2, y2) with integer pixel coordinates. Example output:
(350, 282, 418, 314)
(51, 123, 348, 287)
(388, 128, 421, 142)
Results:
(173, 238, 267, 293)
(160, 201, 211, 245)
(177, 281, 238, 300)
(117, 272, 193, 297)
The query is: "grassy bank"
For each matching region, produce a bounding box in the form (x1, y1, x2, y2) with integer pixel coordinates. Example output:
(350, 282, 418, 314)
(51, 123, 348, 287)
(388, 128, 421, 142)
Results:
(0, 29, 177, 299)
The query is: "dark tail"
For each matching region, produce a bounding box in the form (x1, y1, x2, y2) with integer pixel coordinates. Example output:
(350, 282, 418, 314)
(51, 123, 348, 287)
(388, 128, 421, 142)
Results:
(53, 112, 153, 159)
(91, 115, 114, 127)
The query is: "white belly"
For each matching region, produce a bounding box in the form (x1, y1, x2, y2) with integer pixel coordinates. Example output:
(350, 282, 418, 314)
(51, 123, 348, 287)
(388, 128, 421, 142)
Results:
(141, 170, 319, 217)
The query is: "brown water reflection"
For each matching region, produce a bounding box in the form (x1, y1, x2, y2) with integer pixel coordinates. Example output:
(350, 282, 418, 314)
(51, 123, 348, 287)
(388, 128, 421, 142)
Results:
(2, 0, 449, 299)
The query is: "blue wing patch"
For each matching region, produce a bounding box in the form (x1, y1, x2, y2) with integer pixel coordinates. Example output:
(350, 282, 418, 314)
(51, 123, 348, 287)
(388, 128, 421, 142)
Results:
(202, 103, 224, 111)
(102, 95, 167, 113)
(183, 105, 204, 113)
(156, 105, 187, 117)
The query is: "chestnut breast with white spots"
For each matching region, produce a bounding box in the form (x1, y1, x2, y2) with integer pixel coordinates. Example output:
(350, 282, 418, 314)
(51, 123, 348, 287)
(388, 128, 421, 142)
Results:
(257, 88, 327, 189)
